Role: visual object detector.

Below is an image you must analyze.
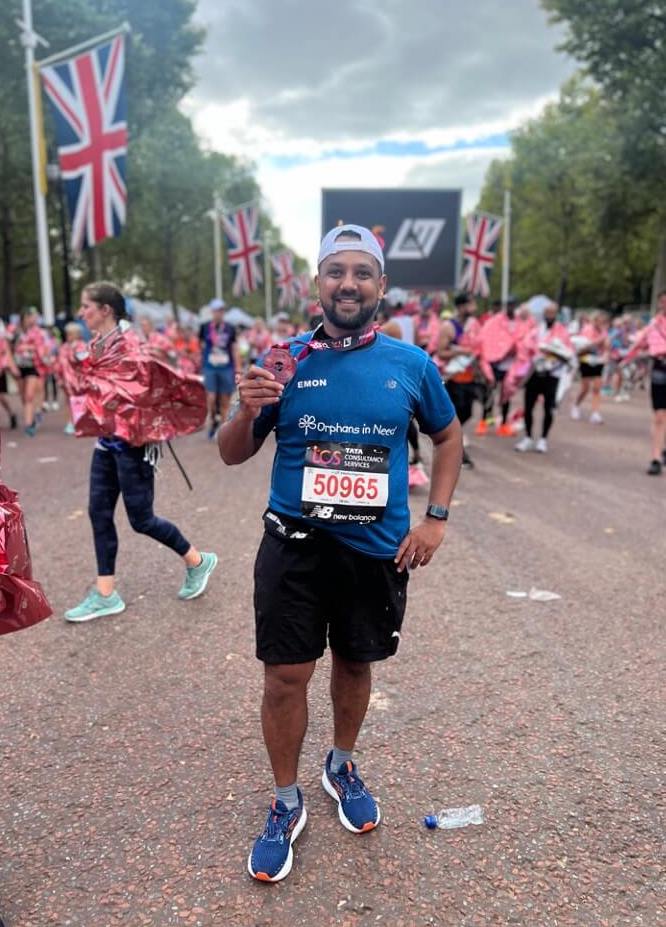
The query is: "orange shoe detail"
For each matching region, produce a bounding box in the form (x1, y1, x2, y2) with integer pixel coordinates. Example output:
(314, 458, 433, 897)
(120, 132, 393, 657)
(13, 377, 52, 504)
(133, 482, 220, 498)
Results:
(496, 423, 514, 437)
(255, 872, 272, 882)
(475, 420, 489, 436)
(360, 821, 377, 833)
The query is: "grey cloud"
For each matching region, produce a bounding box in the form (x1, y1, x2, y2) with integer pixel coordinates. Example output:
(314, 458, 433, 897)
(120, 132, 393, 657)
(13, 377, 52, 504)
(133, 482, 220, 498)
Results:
(192, 0, 574, 143)
(404, 151, 505, 211)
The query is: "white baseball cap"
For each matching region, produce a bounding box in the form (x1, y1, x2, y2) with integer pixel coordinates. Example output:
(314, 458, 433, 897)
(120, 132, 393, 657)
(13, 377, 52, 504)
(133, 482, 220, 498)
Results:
(208, 297, 226, 310)
(318, 224, 385, 271)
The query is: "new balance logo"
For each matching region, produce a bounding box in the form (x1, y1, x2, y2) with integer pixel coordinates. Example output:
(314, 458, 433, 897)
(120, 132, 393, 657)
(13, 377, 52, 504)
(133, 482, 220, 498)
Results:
(387, 219, 446, 260)
(309, 505, 334, 519)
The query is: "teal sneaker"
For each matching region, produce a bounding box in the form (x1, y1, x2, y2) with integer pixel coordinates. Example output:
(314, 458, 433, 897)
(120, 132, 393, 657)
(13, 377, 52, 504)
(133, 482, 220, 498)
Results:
(178, 552, 218, 600)
(64, 589, 126, 623)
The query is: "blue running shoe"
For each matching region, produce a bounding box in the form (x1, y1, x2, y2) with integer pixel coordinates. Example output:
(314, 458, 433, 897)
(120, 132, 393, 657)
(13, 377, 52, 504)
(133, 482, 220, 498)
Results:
(177, 552, 218, 600)
(321, 751, 380, 833)
(64, 589, 126, 623)
(247, 790, 307, 883)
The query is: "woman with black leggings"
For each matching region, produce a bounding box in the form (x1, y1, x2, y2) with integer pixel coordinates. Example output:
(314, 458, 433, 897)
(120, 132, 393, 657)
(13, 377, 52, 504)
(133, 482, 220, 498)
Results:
(65, 281, 217, 623)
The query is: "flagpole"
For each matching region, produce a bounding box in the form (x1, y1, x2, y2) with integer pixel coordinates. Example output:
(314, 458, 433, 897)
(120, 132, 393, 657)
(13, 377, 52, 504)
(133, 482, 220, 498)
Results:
(213, 194, 223, 302)
(501, 189, 511, 309)
(37, 22, 131, 69)
(20, 0, 55, 325)
(263, 230, 272, 322)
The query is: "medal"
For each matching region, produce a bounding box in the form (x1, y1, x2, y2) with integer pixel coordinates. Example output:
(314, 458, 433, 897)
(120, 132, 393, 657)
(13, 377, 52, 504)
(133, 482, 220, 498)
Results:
(263, 346, 297, 385)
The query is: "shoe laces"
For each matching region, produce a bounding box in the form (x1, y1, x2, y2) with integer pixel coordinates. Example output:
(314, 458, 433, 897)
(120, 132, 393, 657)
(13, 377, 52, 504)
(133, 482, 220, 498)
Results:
(334, 762, 367, 800)
(262, 800, 295, 842)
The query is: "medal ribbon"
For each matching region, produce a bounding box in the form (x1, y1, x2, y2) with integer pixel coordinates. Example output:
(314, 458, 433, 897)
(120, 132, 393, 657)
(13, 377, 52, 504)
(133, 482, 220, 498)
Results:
(278, 323, 378, 361)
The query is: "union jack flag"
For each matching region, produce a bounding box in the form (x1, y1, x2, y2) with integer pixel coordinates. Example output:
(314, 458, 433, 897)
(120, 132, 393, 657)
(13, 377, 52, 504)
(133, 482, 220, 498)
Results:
(40, 35, 128, 253)
(293, 272, 311, 302)
(272, 250, 297, 308)
(222, 205, 263, 296)
(459, 213, 503, 298)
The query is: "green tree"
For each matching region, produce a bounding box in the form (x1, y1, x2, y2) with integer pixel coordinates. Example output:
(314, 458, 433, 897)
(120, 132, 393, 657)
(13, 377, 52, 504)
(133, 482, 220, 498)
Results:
(541, 0, 666, 298)
(478, 79, 659, 306)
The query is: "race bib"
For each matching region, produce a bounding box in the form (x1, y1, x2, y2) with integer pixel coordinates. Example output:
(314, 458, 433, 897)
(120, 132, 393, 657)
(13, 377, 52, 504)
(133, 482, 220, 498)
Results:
(208, 349, 230, 367)
(301, 442, 389, 525)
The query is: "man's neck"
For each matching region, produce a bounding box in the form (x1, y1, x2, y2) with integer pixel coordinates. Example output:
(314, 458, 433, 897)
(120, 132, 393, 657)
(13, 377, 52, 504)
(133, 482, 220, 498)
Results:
(320, 320, 374, 340)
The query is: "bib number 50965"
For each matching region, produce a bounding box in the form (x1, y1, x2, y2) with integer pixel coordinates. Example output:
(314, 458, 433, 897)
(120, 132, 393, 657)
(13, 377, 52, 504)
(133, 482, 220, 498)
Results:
(312, 472, 379, 502)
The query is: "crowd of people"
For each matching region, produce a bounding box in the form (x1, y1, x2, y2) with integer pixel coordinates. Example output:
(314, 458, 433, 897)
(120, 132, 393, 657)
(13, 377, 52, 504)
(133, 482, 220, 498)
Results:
(379, 289, 666, 475)
(1, 284, 665, 474)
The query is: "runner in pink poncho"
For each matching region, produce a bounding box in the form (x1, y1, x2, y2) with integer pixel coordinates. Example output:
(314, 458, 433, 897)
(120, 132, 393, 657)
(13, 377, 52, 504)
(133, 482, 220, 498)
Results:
(478, 299, 532, 436)
(12, 310, 50, 436)
(621, 290, 666, 474)
(0, 326, 19, 430)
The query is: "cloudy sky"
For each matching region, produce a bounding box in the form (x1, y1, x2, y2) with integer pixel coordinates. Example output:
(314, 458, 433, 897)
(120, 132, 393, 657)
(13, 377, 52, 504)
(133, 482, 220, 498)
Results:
(183, 0, 576, 269)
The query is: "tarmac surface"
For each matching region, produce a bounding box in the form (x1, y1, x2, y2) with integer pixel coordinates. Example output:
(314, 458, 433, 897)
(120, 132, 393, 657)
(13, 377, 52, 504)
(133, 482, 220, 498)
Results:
(1, 389, 664, 927)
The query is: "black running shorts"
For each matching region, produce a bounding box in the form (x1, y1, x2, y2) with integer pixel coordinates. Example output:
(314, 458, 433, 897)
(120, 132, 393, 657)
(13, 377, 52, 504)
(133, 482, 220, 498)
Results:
(254, 512, 409, 665)
(651, 380, 666, 411)
(579, 361, 604, 379)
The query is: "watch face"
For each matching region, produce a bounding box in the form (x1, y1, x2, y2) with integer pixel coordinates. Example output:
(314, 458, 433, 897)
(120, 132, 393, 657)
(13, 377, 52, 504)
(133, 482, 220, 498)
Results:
(427, 505, 449, 520)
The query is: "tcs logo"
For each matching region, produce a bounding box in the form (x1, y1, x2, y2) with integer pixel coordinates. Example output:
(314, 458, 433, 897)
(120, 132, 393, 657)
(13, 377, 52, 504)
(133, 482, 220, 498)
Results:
(310, 445, 342, 467)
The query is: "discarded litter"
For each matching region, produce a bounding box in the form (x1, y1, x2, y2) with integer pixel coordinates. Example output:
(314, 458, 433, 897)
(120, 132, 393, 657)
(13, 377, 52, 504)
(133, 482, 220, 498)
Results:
(488, 512, 516, 524)
(424, 804, 484, 830)
(506, 588, 561, 602)
(38, 457, 59, 464)
(528, 587, 561, 602)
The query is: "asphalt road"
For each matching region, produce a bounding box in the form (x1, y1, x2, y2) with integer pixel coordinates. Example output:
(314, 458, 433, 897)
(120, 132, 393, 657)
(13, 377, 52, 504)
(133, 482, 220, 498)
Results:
(1, 389, 664, 927)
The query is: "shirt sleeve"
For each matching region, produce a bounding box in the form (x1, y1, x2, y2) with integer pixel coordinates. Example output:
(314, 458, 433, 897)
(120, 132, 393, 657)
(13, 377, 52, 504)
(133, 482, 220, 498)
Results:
(414, 356, 456, 434)
(252, 403, 279, 440)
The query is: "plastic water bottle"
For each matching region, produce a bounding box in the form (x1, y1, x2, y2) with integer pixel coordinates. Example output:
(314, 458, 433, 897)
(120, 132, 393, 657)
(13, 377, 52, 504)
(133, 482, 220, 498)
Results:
(424, 804, 484, 830)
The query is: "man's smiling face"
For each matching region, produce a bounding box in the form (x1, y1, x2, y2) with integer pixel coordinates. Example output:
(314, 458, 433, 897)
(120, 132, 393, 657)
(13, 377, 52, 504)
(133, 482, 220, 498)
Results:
(316, 243, 386, 333)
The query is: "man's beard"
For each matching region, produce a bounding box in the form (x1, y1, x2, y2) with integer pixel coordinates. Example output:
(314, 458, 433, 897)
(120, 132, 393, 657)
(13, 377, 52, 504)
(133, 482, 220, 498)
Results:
(320, 296, 379, 332)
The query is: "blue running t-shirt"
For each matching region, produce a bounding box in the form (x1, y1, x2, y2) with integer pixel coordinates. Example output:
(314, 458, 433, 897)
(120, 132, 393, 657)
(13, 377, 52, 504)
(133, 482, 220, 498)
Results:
(253, 332, 456, 558)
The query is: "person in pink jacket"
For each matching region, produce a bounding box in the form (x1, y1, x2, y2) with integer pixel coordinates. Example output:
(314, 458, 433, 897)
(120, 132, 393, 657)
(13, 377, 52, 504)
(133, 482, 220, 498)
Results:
(0, 324, 19, 430)
(570, 311, 610, 424)
(621, 290, 666, 474)
(477, 297, 529, 436)
(515, 302, 573, 453)
(12, 310, 50, 436)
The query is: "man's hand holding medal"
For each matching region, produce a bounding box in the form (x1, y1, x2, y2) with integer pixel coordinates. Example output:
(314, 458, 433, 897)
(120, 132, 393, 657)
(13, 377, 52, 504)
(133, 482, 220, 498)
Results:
(235, 347, 296, 419)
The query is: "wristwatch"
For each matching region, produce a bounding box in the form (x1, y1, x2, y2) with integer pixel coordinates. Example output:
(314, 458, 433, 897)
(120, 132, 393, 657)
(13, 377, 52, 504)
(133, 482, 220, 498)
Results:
(426, 504, 449, 521)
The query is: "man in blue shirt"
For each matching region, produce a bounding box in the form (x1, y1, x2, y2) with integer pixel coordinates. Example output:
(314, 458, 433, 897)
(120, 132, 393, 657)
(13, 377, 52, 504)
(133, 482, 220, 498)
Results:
(199, 298, 240, 439)
(219, 225, 462, 883)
